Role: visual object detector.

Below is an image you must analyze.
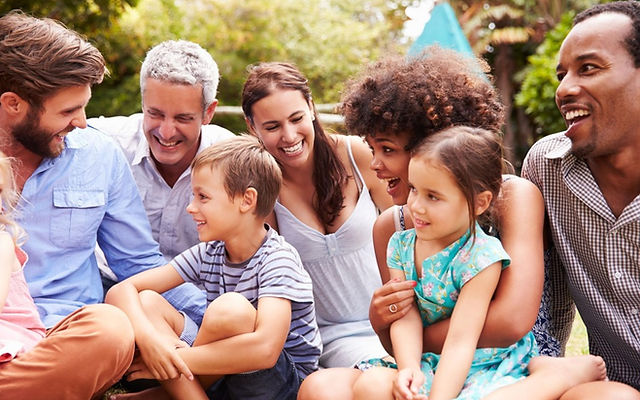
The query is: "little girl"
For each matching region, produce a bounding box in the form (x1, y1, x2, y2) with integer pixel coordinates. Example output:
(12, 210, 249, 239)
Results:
(353, 127, 606, 400)
(0, 151, 46, 362)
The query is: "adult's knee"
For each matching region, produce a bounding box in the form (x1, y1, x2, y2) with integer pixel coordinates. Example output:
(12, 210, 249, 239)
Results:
(81, 304, 135, 359)
(560, 381, 640, 400)
(353, 368, 394, 400)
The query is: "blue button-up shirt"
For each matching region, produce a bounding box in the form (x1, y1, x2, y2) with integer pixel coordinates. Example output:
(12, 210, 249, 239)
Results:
(17, 127, 166, 328)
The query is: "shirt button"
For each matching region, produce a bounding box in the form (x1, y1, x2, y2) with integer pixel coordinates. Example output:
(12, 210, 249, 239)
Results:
(631, 309, 638, 315)
(614, 272, 622, 279)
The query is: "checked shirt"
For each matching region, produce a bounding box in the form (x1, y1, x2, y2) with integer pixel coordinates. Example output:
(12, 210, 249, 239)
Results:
(522, 132, 640, 389)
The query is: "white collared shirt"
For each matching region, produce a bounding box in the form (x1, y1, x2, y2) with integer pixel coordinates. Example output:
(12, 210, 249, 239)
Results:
(89, 113, 234, 260)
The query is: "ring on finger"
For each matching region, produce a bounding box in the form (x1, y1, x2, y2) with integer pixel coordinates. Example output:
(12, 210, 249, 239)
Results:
(388, 303, 398, 313)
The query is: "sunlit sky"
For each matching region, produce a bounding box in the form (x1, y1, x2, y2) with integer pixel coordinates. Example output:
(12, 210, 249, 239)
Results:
(403, 0, 436, 39)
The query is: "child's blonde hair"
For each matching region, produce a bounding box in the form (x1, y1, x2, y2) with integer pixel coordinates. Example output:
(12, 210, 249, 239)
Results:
(411, 126, 504, 240)
(0, 151, 25, 243)
(191, 135, 282, 218)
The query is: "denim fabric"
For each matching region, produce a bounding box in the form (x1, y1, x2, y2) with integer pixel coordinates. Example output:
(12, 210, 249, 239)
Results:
(178, 311, 198, 346)
(206, 350, 302, 400)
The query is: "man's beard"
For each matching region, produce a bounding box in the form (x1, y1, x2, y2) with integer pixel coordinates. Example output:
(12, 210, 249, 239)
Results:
(12, 108, 66, 158)
(569, 127, 597, 159)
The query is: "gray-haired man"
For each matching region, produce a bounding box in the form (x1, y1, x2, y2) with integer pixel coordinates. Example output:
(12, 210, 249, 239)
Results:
(90, 41, 234, 325)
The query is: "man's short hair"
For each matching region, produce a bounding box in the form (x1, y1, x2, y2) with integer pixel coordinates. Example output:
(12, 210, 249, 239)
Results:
(575, 0, 640, 67)
(192, 135, 282, 218)
(140, 40, 220, 114)
(0, 11, 105, 110)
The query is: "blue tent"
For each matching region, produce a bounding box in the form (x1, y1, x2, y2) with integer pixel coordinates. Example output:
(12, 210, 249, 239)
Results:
(408, 2, 473, 56)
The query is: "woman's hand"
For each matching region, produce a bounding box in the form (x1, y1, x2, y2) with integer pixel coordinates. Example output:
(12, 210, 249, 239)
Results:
(369, 278, 417, 333)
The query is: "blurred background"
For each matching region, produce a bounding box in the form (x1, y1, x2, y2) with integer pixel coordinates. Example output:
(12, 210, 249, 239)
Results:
(1, 0, 609, 168)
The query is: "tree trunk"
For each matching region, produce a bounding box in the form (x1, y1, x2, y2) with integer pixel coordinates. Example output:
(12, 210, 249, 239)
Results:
(494, 44, 517, 166)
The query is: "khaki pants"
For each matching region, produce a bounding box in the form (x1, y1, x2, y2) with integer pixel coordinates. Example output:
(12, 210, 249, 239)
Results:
(0, 303, 135, 400)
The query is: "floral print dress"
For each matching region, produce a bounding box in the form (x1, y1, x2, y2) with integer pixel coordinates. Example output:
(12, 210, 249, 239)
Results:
(362, 225, 539, 399)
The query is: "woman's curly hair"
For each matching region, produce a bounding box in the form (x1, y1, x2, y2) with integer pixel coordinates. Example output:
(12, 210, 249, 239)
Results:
(340, 46, 504, 151)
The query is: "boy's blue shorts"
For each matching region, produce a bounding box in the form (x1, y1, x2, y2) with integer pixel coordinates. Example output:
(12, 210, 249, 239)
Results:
(178, 311, 199, 346)
(205, 350, 303, 400)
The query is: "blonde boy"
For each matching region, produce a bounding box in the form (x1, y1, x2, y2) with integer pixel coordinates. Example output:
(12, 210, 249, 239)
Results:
(106, 135, 321, 400)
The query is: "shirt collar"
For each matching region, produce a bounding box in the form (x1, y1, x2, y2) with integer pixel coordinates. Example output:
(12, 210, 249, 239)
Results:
(39, 127, 93, 169)
(65, 127, 94, 149)
(544, 131, 572, 160)
(543, 131, 586, 179)
(132, 133, 151, 166)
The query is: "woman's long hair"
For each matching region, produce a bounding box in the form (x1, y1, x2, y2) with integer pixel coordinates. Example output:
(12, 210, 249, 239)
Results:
(242, 62, 347, 226)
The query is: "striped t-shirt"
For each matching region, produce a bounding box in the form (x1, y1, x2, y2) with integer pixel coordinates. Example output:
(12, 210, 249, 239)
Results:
(170, 225, 321, 377)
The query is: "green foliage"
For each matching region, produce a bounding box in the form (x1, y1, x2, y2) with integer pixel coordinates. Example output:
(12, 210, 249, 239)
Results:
(0, 0, 138, 35)
(85, 3, 153, 117)
(2, 0, 143, 117)
(23, 0, 407, 125)
(515, 11, 574, 138)
(7, 0, 408, 123)
(176, 0, 407, 105)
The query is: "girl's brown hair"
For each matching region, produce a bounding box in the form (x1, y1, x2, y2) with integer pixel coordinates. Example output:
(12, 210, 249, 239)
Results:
(241, 62, 348, 226)
(412, 126, 504, 241)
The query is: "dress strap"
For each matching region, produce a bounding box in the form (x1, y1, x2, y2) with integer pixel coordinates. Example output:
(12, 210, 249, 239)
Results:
(392, 205, 406, 232)
(345, 137, 365, 195)
(15, 246, 27, 267)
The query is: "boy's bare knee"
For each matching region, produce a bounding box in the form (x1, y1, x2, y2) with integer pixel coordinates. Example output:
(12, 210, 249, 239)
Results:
(202, 292, 256, 333)
(138, 289, 164, 310)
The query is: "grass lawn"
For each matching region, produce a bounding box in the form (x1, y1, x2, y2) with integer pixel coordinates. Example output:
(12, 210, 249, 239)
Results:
(104, 384, 127, 400)
(566, 312, 589, 356)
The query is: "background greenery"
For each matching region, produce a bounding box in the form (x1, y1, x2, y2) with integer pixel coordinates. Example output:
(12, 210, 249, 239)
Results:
(567, 313, 589, 356)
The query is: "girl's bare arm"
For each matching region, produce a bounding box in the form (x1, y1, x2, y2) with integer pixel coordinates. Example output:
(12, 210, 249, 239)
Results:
(422, 178, 544, 352)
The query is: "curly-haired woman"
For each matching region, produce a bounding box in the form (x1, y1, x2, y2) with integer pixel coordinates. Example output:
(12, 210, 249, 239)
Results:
(299, 46, 552, 399)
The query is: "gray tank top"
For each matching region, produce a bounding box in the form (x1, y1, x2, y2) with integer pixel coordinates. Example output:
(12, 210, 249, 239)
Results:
(273, 139, 382, 345)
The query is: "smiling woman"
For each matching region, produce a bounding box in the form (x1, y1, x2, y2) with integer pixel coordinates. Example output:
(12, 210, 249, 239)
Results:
(242, 62, 394, 369)
(296, 48, 552, 400)
(366, 133, 412, 205)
